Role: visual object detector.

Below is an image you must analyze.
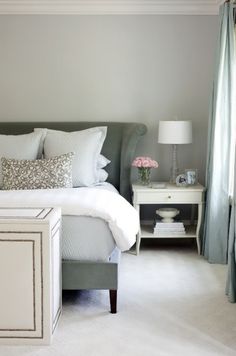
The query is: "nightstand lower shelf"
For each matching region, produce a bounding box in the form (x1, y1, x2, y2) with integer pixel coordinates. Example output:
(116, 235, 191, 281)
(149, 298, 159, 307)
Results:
(141, 224, 197, 238)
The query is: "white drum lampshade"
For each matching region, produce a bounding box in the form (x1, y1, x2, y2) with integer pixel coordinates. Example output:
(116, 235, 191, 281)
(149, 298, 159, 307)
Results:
(158, 121, 192, 144)
(158, 120, 192, 183)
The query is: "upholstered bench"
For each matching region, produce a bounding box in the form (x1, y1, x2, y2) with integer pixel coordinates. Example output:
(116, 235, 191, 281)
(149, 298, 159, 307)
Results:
(0, 207, 61, 345)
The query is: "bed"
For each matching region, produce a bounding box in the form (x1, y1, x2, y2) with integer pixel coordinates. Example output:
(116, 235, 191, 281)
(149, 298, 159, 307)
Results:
(0, 121, 147, 313)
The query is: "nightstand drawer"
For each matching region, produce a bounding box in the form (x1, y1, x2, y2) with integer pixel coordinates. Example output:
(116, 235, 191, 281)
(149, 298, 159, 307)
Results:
(134, 190, 203, 204)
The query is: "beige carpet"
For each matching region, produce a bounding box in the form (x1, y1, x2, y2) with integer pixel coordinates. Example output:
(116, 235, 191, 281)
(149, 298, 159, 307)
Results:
(1, 244, 236, 356)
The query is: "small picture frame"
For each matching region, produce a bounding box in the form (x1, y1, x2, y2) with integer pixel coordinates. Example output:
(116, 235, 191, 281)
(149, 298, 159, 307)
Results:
(176, 174, 188, 187)
(185, 169, 198, 185)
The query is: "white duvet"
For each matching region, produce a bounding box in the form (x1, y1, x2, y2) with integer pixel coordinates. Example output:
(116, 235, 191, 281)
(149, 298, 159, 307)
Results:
(0, 187, 139, 251)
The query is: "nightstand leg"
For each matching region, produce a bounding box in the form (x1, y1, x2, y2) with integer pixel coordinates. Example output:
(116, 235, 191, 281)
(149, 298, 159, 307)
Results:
(136, 233, 141, 255)
(196, 203, 203, 254)
(191, 204, 195, 225)
(134, 204, 141, 255)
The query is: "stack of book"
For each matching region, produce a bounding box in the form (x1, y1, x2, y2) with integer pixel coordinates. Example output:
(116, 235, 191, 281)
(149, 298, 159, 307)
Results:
(153, 222, 186, 236)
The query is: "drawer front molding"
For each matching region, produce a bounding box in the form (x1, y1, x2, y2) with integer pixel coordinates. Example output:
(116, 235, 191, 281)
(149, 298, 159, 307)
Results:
(134, 191, 203, 204)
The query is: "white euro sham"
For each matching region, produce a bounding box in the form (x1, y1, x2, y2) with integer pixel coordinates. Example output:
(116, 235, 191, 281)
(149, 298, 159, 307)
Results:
(35, 127, 107, 186)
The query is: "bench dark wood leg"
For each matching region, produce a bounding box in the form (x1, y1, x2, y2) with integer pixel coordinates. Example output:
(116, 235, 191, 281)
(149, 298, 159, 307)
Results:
(109, 289, 117, 314)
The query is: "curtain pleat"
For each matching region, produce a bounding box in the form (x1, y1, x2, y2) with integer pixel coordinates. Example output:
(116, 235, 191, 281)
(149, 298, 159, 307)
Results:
(226, 141, 236, 302)
(202, 3, 235, 264)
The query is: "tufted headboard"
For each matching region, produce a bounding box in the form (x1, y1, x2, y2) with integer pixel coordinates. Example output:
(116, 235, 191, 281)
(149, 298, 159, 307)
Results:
(0, 122, 147, 202)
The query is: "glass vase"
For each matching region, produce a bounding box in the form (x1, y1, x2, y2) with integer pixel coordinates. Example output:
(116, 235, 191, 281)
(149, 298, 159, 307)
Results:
(138, 167, 151, 185)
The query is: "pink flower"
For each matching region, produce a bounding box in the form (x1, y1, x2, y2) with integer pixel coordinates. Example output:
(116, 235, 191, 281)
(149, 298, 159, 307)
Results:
(142, 159, 150, 168)
(151, 160, 158, 168)
(132, 156, 158, 168)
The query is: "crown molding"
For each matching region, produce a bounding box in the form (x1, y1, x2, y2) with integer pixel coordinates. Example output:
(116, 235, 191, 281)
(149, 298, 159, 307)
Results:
(0, 0, 222, 15)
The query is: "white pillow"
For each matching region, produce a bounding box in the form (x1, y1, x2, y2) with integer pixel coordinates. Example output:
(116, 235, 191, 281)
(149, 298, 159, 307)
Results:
(43, 127, 107, 187)
(98, 168, 108, 182)
(34, 127, 47, 156)
(97, 154, 111, 169)
(35, 128, 110, 170)
(0, 131, 43, 188)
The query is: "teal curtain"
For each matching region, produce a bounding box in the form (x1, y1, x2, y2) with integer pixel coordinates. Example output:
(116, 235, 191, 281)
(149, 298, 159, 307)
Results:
(202, 3, 235, 263)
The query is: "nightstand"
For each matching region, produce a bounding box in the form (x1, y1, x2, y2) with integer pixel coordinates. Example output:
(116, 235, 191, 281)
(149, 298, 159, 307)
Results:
(132, 183, 205, 255)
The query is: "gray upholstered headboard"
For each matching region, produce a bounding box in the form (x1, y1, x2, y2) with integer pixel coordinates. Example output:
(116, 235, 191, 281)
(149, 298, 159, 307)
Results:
(0, 122, 147, 202)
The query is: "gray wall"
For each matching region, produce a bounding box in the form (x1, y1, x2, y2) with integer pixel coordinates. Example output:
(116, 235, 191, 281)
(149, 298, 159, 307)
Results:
(0, 15, 218, 183)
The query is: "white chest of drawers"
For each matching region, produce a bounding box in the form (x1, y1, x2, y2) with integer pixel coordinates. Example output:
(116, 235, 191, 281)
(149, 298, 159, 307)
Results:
(132, 183, 205, 255)
(0, 207, 61, 345)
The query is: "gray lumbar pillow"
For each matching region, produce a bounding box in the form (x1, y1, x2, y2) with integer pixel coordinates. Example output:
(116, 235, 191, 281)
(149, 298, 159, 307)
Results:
(1, 152, 74, 190)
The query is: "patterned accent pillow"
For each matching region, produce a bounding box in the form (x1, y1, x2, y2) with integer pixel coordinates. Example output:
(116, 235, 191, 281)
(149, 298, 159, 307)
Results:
(1, 152, 74, 190)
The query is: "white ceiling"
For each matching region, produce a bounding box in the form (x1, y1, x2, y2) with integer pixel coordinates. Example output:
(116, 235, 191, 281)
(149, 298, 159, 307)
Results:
(0, 0, 224, 15)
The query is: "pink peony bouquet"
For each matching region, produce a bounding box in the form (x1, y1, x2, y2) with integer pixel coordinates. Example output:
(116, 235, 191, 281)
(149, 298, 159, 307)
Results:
(132, 156, 158, 185)
(132, 156, 158, 169)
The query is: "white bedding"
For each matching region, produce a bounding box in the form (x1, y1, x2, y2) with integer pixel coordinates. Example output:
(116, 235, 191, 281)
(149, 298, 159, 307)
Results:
(0, 184, 139, 251)
(62, 216, 116, 261)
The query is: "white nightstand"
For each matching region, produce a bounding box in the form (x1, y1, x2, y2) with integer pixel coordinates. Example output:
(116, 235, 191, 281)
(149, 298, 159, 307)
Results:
(132, 183, 205, 255)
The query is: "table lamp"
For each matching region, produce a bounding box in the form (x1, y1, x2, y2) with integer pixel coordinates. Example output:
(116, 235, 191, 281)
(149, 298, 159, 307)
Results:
(158, 120, 192, 183)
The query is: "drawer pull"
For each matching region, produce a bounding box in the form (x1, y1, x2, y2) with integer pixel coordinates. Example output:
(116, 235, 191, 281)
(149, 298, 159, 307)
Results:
(168, 195, 171, 199)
